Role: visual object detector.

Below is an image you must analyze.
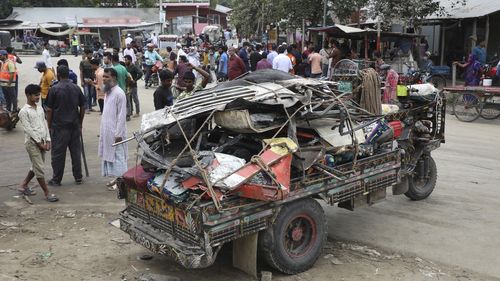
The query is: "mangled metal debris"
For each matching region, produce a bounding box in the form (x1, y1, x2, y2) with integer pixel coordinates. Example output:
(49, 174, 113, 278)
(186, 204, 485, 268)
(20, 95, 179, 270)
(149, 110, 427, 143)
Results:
(115, 69, 446, 273)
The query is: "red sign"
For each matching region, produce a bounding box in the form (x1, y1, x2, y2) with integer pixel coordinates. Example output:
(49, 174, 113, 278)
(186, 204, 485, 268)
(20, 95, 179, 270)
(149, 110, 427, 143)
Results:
(82, 17, 142, 25)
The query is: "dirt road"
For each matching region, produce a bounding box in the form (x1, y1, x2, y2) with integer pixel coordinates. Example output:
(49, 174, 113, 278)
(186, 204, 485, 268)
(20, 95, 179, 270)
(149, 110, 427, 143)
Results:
(0, 55, 499, 281)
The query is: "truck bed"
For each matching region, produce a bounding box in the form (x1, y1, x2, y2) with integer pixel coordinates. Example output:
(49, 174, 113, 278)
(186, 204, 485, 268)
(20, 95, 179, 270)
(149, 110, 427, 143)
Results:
(118, 149, 400, 268)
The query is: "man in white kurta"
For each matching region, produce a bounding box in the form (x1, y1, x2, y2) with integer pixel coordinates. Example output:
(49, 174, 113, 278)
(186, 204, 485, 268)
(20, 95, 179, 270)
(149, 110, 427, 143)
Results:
(98, 68, 128, 182)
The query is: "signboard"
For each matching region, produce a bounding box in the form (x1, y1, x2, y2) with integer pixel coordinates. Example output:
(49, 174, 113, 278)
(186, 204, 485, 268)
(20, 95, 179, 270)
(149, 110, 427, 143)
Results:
(82, 17, 141, 26)
(331, 59, 359, 78)
(338, 81, 353, 93)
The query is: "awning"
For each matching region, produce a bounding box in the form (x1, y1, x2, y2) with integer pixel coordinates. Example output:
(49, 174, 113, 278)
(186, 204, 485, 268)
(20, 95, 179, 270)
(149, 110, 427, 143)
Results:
(309, 24, 367, 38)
(79, 22, 158, 28)
(0, 22, 64, 30)
(39, 25, 76, 36)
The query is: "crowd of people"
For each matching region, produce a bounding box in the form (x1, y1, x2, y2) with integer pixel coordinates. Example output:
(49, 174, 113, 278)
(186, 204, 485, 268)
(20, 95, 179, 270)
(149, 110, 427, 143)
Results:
(0, 34, 387, 202)
(7, 30, 496, 203)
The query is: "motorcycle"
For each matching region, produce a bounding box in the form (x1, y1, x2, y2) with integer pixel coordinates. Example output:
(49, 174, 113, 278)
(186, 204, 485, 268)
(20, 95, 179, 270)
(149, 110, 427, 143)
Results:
(147, 60, 164, 88)
(0, 109, 19, 131)
(399, 63, 447, 90)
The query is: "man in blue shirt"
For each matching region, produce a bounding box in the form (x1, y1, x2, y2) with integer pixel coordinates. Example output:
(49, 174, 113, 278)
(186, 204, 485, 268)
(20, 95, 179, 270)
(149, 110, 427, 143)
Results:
(217, 45, 228, 81)
(56, 59, 78, 84)
(472, 41, 487, 65)
(143, 43, 162, 89)
(238, 42, 250, 71)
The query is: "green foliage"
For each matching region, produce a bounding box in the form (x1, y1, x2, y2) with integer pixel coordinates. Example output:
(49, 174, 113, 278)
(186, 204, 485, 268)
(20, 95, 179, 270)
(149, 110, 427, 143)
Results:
(369, 0, 467, 26)
(230, 0, 324, 36)
(137, 0, 156, 8)
(0, 0, 13, 19)
(332, 0, 369, 23)
(7, 0, 157, 8)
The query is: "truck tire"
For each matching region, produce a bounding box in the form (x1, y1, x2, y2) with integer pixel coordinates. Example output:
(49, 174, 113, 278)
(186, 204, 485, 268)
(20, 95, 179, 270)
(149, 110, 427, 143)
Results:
(405, 155, 437, 200)
(259, 198, 326, 274)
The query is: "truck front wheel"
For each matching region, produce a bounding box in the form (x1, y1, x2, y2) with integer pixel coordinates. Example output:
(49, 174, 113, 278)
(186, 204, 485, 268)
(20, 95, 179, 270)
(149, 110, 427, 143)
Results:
(405, 155, 437, 200)
(259, 198, 326, 274)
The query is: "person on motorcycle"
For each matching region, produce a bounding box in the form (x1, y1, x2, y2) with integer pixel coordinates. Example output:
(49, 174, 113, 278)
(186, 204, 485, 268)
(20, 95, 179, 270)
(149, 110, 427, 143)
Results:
(420, 51, 434, 72)
(143, 43, 162, 89)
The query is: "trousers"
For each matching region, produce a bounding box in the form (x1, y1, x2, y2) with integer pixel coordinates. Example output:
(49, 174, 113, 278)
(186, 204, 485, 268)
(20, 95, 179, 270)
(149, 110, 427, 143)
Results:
(3, 86, 16, 112)
(51, 127, 82, 182)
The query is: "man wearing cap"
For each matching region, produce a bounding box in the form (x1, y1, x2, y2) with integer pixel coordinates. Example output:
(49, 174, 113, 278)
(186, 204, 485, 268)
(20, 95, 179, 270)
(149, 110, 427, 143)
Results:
(143, 43, 162, 89)
(420, 51, 434, 72)
(123, 43, 136, 64)
(0, 50, 17, 112)
(125, 34, 133, 46)
(35, 61, 55, 109)
(176, 43, 187, 64)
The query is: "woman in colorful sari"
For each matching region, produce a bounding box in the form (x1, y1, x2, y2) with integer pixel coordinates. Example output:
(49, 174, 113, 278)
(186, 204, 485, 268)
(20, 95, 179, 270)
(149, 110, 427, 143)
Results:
(454, 54, 481, 86)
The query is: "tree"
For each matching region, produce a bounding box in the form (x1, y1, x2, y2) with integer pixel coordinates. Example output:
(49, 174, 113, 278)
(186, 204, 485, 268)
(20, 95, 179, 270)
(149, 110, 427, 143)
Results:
(278, 0, 324, 28)
(7, 0, 156, 8)
(0, 0, 13, 19)
(368, 0, 466, 27)
(332, 0, 369, 24)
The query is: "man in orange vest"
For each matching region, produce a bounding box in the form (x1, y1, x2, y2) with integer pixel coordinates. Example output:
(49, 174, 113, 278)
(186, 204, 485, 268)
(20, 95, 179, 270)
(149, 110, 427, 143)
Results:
(6, 47, 22, 109)
(0, 50, 17, 112)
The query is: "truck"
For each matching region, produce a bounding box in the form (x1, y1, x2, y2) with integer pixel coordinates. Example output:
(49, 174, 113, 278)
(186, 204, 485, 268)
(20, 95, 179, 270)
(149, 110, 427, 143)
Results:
(115, 69, 445, 275)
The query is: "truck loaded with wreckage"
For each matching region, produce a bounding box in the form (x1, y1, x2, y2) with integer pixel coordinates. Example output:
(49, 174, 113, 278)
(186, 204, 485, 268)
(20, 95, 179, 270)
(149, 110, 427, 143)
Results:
(115, 69, 445, 274)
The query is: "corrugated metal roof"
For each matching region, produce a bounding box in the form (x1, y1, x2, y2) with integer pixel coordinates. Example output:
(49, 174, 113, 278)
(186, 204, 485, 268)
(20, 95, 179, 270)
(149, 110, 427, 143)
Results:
(427, 0, 500, 19)
(0, 22, 64, 30)
(6, 7, 160, 25)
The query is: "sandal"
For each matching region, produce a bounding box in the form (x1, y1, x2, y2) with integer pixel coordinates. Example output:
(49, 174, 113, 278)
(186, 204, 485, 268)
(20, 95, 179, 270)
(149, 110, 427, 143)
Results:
(107, 184, 117, 191)
(18, 187, 37, 196)
(106, 179, 116, 187)
(46, 194, 59, 202)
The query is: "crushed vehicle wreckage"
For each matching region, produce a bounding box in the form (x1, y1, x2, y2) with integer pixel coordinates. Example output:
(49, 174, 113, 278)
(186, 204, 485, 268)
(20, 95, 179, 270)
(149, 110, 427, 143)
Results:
(115, 69, 445, 275)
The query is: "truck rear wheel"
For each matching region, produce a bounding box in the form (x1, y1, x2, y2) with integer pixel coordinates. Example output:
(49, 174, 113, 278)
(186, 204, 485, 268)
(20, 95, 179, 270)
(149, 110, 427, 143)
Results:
(405, 155, 437, 200)
(259, 198, 325, 274)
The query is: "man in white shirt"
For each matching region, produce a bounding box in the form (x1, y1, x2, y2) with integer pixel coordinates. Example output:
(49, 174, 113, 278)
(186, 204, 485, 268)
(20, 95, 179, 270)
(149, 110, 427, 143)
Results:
(18, 84, 58, 202)
(151, 32, 158, 47)
(176, 43, 187, 64)
(272, 46, 293, 73)
(42, 42, 53, 70)
(123, 44, 136, 64)
(125, 34, 133, 46)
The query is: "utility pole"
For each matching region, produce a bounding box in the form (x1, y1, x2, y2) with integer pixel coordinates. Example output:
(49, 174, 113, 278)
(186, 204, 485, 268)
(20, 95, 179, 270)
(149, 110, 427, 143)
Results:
(159, 0, 164, 34)
(323, 0, 328, 47)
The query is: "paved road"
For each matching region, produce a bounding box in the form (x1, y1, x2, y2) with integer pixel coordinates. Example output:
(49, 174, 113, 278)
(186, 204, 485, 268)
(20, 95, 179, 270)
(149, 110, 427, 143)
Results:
(326, 113, 500, 278)
(1, 55, 500, 279)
